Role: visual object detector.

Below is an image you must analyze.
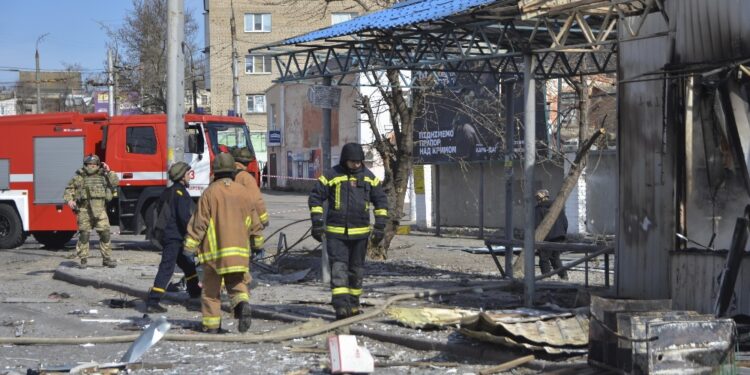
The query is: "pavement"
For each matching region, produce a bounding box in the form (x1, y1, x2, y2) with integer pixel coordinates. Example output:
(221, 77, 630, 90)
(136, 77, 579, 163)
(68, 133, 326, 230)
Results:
(0, 191, 600, 374)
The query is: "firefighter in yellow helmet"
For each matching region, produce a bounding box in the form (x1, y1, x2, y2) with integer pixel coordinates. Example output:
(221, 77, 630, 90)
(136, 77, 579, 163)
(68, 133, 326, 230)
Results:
(184, 153, 264, 333)
(63, 154, 119, 268)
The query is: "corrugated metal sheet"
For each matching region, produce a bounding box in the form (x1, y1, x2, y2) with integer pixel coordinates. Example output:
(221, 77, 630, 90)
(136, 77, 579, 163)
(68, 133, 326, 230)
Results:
(671, 251, 750, 315)
(616, 12, 673, 298)
(459, 310, 589, 354)
(670, 0, 750, 65)
(283, 0, 497, 45)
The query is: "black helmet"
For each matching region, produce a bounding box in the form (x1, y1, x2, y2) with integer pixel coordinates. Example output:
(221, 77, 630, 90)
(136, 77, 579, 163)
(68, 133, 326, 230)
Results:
(84, 154, 101, 165)
(168, 162, 191, 182)
(340, 143, 365, 164)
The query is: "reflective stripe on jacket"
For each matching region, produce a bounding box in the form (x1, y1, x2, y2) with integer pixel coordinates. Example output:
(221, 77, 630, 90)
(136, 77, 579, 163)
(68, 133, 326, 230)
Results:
(184, 177, 263, 275)
(308, 165, 388, 240)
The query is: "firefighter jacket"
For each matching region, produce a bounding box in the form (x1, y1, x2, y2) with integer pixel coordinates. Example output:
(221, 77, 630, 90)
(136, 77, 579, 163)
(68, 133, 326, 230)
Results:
(184, 177, 264, 275)
(308, 165, 388, 240)
(234, 164, 269, 227)
(63, 168, 119, 207)
(161, 182, 196, 243)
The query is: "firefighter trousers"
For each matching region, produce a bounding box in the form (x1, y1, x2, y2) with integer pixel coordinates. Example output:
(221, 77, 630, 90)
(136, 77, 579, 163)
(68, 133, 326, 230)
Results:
(200, 264, 250, 330)
(147, 241, 201, 305)
(75, 202, 113, 263)
(327, 237, 367, 312)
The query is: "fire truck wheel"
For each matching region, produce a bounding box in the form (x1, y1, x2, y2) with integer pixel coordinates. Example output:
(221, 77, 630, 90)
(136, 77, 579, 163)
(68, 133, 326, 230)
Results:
(0, 204, 24, 249)
(33, 231, 76, 250)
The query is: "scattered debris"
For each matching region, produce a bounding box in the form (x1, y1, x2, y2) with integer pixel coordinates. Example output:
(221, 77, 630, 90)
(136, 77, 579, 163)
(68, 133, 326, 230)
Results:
(108, 298, 137, 308)
(257, 268, 312, 284)
(385, 306, 476, 329)
(120, 316, 172, 363)
(80, 318, 134, 324)
(68, 309, 98, 316)
(48, 292, 71, 299)
(328, 335, 374, 374)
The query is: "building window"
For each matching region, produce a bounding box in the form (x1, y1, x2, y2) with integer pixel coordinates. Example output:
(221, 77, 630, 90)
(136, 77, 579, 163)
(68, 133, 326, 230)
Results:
(126, 126, 157, 154)
(244, 13, 271, 32)
(246, 94, 266, 113)
(332, 12, 357, 25)
(245, 55, 273, 74)
(200, 94, 209, 106)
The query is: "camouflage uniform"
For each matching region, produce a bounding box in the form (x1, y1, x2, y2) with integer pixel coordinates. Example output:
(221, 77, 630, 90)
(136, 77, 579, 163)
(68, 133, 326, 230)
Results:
(63, 159, 119, 267)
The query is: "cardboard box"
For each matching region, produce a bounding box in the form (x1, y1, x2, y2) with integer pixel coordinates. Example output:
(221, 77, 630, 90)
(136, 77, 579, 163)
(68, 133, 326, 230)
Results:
(328, 335, 374, 374)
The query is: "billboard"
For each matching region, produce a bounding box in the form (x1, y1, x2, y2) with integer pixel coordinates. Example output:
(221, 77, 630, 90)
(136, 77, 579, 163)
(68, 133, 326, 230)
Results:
(412, 71, 546, 164)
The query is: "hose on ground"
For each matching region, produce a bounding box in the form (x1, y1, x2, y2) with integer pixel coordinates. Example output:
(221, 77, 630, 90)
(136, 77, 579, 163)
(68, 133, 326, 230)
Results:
(0, 277, 518, 345)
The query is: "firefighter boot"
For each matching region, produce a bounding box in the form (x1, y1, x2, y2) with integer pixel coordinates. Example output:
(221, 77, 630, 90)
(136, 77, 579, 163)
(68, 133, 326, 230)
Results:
(146, 303, 168, 313)
(335, 307, 351, 320)
(234, 301, 252, 333)
(146, 288, 168, 313)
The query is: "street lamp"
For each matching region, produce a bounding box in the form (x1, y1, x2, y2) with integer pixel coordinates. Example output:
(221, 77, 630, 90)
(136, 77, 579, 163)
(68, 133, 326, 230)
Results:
(35, 33, 49, 114)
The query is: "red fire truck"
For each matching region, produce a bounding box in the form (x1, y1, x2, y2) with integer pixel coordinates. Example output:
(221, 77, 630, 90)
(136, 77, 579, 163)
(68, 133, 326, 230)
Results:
(0, 112, 260, 249)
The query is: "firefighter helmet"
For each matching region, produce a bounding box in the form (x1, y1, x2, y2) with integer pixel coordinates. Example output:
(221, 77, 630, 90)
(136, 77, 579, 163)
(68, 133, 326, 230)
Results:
(83, 154, 101, 165)
(213, 153, 236, 174)
(168, 162, 191, 182)
(232, 148, 255, 164)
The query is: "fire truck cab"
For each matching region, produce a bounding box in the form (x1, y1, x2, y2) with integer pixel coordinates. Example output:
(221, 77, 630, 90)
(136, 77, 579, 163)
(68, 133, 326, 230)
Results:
(0, 112, 260, 250)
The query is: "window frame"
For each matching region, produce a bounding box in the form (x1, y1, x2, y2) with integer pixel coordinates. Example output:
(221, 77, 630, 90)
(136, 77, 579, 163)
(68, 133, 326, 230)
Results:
(125, 126, 157, 155)
(244, 55, 273, 74)
(244, 13, 271, 32)
(246, 94, 266, 114)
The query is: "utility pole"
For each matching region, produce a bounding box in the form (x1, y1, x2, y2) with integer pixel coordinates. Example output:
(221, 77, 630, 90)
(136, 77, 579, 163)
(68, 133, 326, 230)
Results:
(113, 53, 119, 115)
(35, 33, 49, 114)
(107, 48, 114, 116)
(230, 0, 240, 115)
(167, 0, 186, 171)
(320, 76, 332, 284)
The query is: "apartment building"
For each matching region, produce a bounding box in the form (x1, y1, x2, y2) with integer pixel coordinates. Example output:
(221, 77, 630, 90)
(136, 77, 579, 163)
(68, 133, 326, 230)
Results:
(204, 0, 363, 164)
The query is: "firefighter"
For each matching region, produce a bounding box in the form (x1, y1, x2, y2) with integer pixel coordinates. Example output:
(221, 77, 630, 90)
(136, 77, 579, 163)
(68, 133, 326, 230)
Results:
(232, 148, 270, 228)
(63, 154, 119, 268)
(535, 189, 569, 280)
(184, 153, 264, 333)
(308, 143, 388, 320)
(145, 162, 202, 313)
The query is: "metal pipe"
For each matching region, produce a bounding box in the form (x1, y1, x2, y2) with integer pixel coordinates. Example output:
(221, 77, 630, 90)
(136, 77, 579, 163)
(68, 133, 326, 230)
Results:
(523, 54, 536, 306)
(479, 162, 484, 239)
(108, 49, 114, 116)
(435, 164, 441, 237)
(321, 76, 332, 284)
(503, 80, 515, 279)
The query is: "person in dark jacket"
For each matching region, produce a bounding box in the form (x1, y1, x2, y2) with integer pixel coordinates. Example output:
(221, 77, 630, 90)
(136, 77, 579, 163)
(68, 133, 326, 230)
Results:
(308, 143, 389, 320)
(146, 162, 201, 313)
(535, 189, 568, 280)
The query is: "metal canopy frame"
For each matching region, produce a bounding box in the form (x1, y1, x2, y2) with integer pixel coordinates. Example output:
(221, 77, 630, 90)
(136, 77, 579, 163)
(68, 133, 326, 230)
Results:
(251, 0, 665, 306)
(249, 0, 664, 82)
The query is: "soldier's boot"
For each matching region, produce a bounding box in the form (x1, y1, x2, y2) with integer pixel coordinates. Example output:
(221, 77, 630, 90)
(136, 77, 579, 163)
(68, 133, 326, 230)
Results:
(234, 301, 252, 333)
(79, 258, 88, 269)
(97, 230, 116, 268)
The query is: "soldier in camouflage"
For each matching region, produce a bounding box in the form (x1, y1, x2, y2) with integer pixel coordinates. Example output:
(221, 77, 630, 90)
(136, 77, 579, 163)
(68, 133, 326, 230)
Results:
(63, 154, 120, 268)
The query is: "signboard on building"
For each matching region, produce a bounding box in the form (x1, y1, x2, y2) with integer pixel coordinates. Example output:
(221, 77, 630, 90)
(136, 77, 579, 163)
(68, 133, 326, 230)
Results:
(268, 130, 282, 146)
(308, 85, 341, 109)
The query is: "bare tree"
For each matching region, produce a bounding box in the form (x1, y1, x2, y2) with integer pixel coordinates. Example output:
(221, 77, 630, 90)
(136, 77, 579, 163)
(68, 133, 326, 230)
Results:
(104, 0, 200, 113)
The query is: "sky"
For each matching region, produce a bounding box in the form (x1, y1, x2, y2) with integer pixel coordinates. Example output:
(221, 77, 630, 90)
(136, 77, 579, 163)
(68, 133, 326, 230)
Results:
(0, 0, 205, 87)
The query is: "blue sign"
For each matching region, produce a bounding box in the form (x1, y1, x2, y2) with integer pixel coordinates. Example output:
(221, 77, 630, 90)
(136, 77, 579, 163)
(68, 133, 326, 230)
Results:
(268, 130, 282, 146)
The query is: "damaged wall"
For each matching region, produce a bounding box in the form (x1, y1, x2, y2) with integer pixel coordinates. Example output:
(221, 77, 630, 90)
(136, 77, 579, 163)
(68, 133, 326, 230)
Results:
(671, 251, 750, 315)
(617, 12, 674, 299)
